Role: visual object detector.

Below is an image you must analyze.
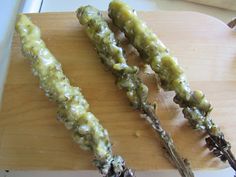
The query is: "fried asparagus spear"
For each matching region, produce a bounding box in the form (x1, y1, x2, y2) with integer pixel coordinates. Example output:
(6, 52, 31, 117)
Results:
(77, 6, 194, 177)
(15, 14, 134, 177)
(108, 0, 236, 172)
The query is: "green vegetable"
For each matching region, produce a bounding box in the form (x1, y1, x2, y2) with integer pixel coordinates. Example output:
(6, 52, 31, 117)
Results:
(77, 5, 194, 177)
(108, 0, 213, 132)
(108, 0, 236, 172)
(15, 14, 133, 177)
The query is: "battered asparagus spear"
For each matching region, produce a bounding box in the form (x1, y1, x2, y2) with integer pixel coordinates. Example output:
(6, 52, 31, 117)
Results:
(108, 0, 236, 173)
(77, 6, 194, 177)
(15, 14, 134, 177)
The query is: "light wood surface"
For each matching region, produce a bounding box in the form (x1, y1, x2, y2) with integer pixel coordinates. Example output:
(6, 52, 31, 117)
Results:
(0, 12, 236, 171)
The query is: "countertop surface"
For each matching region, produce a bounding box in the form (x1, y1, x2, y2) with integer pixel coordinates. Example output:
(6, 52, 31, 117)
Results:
(40, 0, 236, 22)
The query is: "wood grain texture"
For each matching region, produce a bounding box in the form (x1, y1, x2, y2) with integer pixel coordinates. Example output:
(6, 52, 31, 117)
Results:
(0, 11, 236, 170)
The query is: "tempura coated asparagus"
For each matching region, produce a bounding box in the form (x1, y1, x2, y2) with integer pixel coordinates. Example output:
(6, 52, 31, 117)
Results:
(15, 14, 133, 177)
(77, 6, 194, 177)
(108, 0, 236, 172)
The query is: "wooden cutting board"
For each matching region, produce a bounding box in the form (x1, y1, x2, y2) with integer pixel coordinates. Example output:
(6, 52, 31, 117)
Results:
(0, 11, 236, 171)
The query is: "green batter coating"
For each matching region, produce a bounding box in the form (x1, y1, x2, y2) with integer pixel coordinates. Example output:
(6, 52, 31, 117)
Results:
(15, 14, 132, 177)
(77, 6, 194, 177)
(108, 1, 236, 173)
(77, 5, 147, 109)
(108, 0, 220, 136)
